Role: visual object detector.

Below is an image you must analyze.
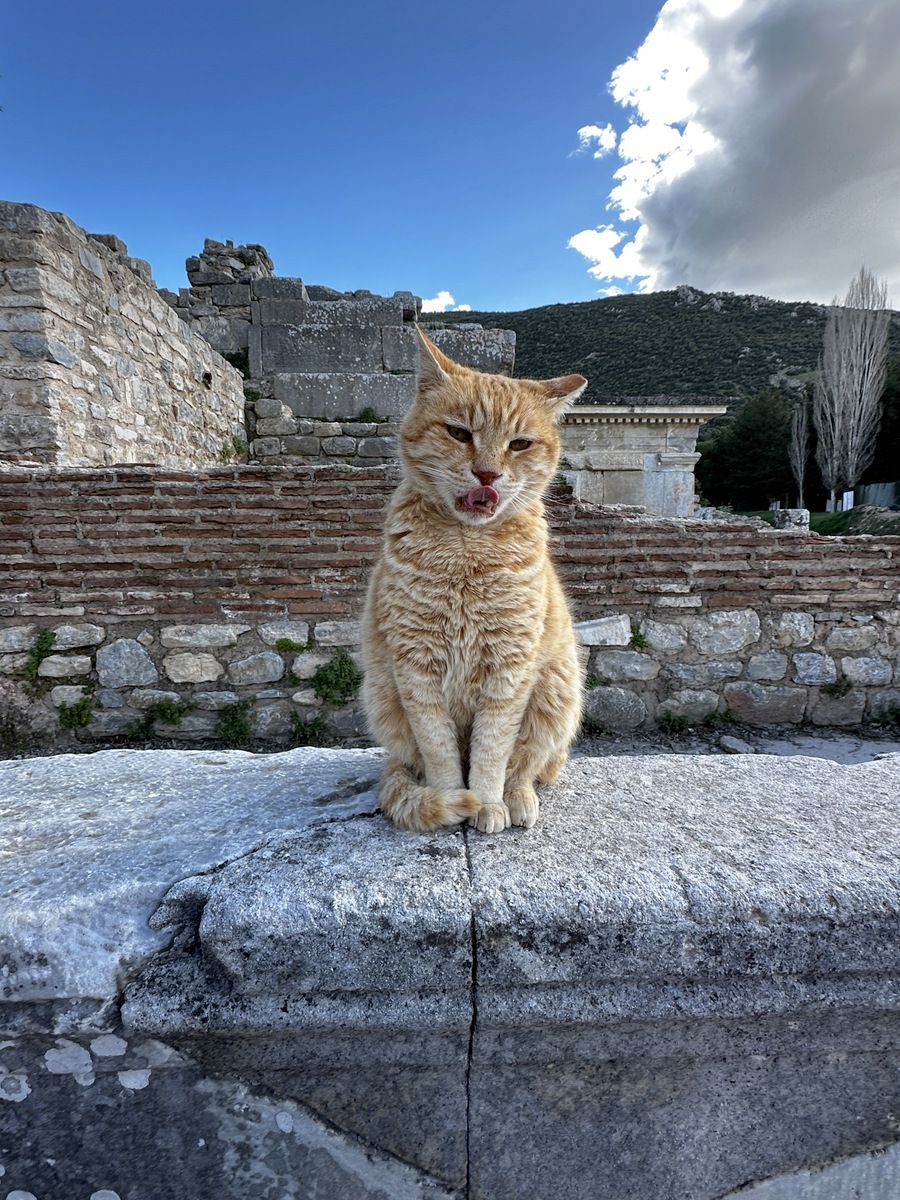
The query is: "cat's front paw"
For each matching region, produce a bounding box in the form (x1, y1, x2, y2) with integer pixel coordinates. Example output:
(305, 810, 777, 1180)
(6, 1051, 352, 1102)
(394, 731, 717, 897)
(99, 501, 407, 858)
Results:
(506, 784, 540, 829)
(468, 801, 511, 835)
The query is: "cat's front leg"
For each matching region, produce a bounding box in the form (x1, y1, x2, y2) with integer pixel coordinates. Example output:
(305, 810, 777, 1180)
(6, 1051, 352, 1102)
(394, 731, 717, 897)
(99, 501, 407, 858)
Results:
(467, 684, 532, 834)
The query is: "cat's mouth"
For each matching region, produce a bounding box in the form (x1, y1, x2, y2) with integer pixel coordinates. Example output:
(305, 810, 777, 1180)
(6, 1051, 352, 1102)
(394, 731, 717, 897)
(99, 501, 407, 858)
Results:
(456, 485, 500, 518)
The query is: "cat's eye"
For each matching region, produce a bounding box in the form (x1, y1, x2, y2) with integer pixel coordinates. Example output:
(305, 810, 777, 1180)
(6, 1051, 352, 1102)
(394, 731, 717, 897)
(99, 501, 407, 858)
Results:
(446, 425, 473, 443)
(509, 438, 532, 451)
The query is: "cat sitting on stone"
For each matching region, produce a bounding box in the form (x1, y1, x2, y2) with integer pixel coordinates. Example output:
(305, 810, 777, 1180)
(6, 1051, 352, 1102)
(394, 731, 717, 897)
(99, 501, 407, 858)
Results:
(361, 330, 586, 834)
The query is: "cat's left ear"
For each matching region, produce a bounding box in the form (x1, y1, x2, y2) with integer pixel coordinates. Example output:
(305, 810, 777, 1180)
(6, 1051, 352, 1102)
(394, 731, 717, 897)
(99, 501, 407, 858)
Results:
(537, 374, 588, 419)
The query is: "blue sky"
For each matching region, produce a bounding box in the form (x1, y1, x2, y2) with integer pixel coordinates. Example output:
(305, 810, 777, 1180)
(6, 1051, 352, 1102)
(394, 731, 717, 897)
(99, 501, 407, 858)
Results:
(1, 0, 661, 310)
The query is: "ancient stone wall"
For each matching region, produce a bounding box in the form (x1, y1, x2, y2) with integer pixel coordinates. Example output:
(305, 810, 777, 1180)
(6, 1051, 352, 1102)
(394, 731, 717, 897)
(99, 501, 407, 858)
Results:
(0, 204, 246, 467)
(1, 465, 898, 749)
(163, 240, 516, 465)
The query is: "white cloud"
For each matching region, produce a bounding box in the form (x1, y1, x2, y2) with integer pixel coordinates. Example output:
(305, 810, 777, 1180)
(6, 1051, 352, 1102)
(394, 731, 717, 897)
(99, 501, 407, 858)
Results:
(576, 123, 618, 158)
(421, 290, 472, 313)
(569, 0, 900, 303)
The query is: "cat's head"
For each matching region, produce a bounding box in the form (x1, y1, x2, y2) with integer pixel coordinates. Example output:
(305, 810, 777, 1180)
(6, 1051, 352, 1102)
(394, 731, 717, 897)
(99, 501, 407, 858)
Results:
(399, 330, 587, 526)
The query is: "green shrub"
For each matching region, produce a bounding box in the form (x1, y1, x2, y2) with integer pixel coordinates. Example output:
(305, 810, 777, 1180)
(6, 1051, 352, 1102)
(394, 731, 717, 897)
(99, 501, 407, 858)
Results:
(20, 628, 56, 697)
(275, 637, 309, 654)
(875, 705, 900, 729)
(310, 649, 363, 706)
(58, 692, 94, 730)
(290, 711, 329, 747)
(223, 348, 251, 379)
(580, 714, 607, 737)
(702, 709, 736, 729)
(217, 699, 252, 746)
(130, 697, 193, 739)
(357, 405, 381, 423)
(823, 675, 852, 698)
(629, 623, 648, 650)
(584, 673, 600, 690)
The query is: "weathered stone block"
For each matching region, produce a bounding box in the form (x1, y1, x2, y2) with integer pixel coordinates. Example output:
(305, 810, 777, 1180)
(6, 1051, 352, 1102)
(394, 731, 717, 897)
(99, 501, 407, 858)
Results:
(131, 689, 181, 709)
(722, 682, 807, 724)
(228, 651, 284, 685)
(261, 325, 383, 373)
(774, 612, 815, 648)
(48, 623, 104, 650)
(36, 654, 92, 678)
(163, 652, 224, 684)
(210, 284, 250, 307)
(256, 416, 299, 436)
(257, 621, 310, 648)
(357, 436, 397, 457)
(689, 609, 760, 656)
(49, 685, 88, 707)
(657, 689, 719, 721)
(667, 660, 742, 686)
(255, 298, 310, 325)
(594, 650, 659, 682)
(840, 656, 893, 686)
(869, 689, 900, 719)
(792, 652, 837, 685)
(0, 625, 36, 653)
(250, 436, 280, 457)
(290, 651, 331, 680)
(810, 691, 867, 726)
(381, 325, 419, 372)
(321, 436, 357, 454)
(279, 435, 321, 455)
(575, 616, 631, 647)
(638, 619, 687, 653)
(96, 638, 158, 687)
(582, 685, 646, 731)
(273, 371, 417, 419)
(746, 651, 788, 681)
(314, 620, 361, 647)
(190, 690, 241, 710)
(340, 422, 377, 436)
(160, 624, 251, 650)
(826, 625, 878, 652)
(250, 700, 295, 738)
(252, 396, 287, 419)
(250, 277, 309, 301)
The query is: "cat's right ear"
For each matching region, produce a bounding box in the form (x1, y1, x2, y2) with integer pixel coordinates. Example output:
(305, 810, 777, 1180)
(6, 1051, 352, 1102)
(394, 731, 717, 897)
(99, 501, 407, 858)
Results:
(416, 328, 456, 395)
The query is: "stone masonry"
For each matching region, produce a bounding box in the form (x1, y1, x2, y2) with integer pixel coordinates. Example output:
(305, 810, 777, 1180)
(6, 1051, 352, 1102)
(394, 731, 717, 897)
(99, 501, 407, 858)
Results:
(0, 204, 246, 467)
(163, 238, 517, 466)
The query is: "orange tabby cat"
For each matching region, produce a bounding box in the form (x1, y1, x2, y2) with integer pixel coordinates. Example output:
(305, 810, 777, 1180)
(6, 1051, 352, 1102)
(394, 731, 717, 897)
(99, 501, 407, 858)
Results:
(361, 330, 586, 834)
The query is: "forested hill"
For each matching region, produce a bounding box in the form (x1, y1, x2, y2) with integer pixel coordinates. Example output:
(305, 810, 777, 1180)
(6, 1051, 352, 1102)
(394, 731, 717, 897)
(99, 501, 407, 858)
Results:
(426, 285, 900, 399)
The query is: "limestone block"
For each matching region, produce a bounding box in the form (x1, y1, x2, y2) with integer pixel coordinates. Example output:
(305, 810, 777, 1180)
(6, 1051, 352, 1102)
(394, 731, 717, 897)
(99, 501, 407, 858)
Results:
(667, 660, 742, 686)
(255, 298, 310, 325)
(840, 656, 893, 686)
(774, 612, 815, 648)
(0, 625, 36, 653)
(96, 689, 125, 708)
(314, 620, 361, 647)
(357, 436, 397, 457)
(250, 436, 280, 458)
(255, 416, 299, 436)
(722, 682, 807, 724)
(638, 619, 687, 653)
(250, 701, 295, 738)
(210, 284, 250, 306)
(574, 616, 631, 647)
(312, 421, 342, 436)
(593, 650, 660, 682)
(162, 652, 224, 684)
(657, 689, 719, 721)
(44, 623, 105, 650)
(250, 277, 309, 300)
(289, 651, 331, 680)
(85, 709, 140, 737)
(258, 621, 310, 648)
(582, 685, 647, 731)
(190, 691, 241, 710)
(49, 685, 88, 707)
(689, 609, 761, 656)
(826, 625, 878, 652)
(279, 435, 321, 455)
(261, 325, 383, 374)
(130, 689, 181, 709)
(228, 651, 284, 685)
(381, 325, 418, 372)
(37, 654, 92, 678)
(792, 653, 837, 685)
(0, 653, 28, 674)
(291, 688, 322, 706)
(746, 651, 788, 681)
(160, 624, 250, 649)
(868, 688, 900, 719)
(252, 396, 287, 419)
(321, 436, 358, 454)
(273, 371, 417, 420)
(340, 422, 377, 436)
(810, 691, 867, 726)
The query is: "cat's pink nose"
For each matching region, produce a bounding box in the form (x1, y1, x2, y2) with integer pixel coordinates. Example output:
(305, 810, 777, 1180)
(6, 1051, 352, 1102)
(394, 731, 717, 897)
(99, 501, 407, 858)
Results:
(473, 469, 501, 487)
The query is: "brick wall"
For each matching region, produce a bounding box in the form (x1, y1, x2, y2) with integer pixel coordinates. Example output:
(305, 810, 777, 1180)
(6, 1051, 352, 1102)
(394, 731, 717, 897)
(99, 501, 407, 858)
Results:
(1, 465, 898, 747)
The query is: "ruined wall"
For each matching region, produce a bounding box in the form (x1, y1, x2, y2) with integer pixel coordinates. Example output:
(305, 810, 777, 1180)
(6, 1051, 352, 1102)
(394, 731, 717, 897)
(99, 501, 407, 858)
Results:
(0, 204, 246, 467)
(163, 240, 516, 465)
(1, 465, 898, 749)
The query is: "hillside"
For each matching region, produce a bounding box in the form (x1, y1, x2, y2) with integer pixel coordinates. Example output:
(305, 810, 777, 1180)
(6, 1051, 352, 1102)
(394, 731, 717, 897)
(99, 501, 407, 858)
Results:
(426, 285, 900, 399)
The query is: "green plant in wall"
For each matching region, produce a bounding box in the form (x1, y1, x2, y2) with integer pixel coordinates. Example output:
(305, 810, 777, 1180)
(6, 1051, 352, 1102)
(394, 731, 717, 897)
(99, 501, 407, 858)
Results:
(584, 673, 600, 690)
(702, 709, 736, 729)
(223, 348, 251, 379)
(658, 711, 690, 735)
(275, 637, 309, 654)
(629, 623, 649, 650)
(356, 406, 381, 423)
(310, 649, 363, 706)
(290, 711, 329, 747)
(218, 440, 235, 464)
(20, 628, 56, 698)
(580, 714, 607, 737)
(823, 674, 852, 698)
(217, 699, 252, 746)
(129, 697, 193, 739)
(58, 691, 94, 731)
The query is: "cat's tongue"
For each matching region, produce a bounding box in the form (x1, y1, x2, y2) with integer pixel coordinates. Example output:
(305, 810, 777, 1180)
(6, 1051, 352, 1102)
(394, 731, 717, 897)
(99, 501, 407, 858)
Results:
(464, 485, 500, 512)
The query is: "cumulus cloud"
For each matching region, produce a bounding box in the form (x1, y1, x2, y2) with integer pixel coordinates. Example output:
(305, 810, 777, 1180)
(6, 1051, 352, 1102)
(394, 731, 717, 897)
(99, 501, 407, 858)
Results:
(421, 290, 472, 313)
(568, 0, 900, 303)
(575, 123, 618, 158)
